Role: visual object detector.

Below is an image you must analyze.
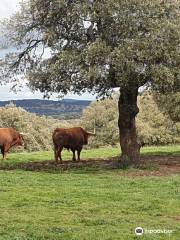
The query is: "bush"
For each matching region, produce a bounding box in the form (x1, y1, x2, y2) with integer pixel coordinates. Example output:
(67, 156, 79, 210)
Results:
(81, 92, 180, 148)
(137, 93, 180, 145)
(0, 103, 72, 151)
(153, 92, 180, 122)
(81, 97, 119, 148)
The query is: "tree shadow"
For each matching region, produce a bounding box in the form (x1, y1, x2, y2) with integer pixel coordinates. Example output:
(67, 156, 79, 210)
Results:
(141, 150, 180, 156)
(0, 158, 120, 174)
(0, 155, 179, 175)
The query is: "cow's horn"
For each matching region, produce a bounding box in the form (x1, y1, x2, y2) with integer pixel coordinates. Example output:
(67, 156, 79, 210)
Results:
(20, 132, 25, 135)
(87, 124, 96, 136)
(93, 127, 96, 135)
(87, 131, 96, 136)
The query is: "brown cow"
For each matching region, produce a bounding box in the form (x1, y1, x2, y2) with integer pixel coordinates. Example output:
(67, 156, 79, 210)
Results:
(52, 127, 95, 163)
(0, 128, 24, 159)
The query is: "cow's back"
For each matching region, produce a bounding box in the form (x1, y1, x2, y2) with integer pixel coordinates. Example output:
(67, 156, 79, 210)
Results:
(0, 128, 18, 146)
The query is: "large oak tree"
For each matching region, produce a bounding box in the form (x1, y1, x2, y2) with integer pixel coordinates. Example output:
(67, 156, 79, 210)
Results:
(0, 0, 179, 163)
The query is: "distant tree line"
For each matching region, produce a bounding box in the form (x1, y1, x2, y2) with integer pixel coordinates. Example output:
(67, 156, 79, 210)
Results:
(0, 99, 90, 119)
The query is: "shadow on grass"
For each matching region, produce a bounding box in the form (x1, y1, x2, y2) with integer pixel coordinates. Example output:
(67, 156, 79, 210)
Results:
(0, 154, 179, 176)
(141, 150, 180, 156)
(0, 158, 120, 174)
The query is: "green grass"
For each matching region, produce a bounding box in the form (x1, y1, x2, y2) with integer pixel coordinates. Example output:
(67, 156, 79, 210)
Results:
(0, 145, 179, 240)
(140, 145, 180, 156)
(1, 145, 180, 166)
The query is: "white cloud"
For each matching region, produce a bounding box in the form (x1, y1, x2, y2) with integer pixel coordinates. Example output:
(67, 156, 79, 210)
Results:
(0, 83, 96, 101)
(0, 46, 96, 100)
(0, 0, 96, 101)
(0, 0, 20, 19)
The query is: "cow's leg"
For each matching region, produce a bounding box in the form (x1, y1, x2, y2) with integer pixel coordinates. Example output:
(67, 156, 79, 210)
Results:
(57, 147, 63, 163)
(3, 144, 10, 160)
(54, 146, 58, 162)
(54, 146, 59, 163)
(72, 149, 76, 161)
(55, 146, 63, 164)
(77, 147, 82, 161)
(0, 146, 4, 160)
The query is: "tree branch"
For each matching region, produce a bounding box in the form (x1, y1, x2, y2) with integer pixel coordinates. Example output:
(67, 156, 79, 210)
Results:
(12, 39, 44, 69)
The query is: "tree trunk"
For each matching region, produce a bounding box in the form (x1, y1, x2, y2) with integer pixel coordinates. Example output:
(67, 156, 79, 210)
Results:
(118, 86, 140, 164)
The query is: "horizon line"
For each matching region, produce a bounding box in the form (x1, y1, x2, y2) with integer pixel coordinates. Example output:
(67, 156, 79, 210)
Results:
(0, 98, 93, 101)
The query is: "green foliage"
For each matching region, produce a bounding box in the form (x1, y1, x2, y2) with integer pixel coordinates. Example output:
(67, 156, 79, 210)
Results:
(0, 0, 179, 97)
(81, 97, 119, 147)
(0, 103, 72, 151)
(153, 92, 180, 122)
(82, 93, 180, 147)
(137, 93, 180, 145)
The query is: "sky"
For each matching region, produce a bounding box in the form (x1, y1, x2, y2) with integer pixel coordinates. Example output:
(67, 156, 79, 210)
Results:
(0, 0, 95, 101)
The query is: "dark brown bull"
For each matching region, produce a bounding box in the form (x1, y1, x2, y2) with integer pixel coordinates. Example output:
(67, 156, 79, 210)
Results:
(52, 127, 95, 163)
(0, 128, 24, 159)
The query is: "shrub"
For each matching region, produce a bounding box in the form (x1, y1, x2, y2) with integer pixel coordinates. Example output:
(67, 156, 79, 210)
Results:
(81, 92, 180, 148)
(0, 103, 72, 151)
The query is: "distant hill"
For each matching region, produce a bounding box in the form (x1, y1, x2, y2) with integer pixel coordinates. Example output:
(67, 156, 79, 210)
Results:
(0, 99, 91, 119)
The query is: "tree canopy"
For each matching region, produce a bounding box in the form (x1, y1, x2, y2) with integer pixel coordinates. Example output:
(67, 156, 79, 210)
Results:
(1, 0, 179, 96)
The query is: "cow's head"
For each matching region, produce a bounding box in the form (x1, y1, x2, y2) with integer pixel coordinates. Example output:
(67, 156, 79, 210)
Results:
(84, 130, 96, 144)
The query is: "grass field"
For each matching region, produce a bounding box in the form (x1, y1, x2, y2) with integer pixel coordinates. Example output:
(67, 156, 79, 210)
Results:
(0, 145, 179, 240)
(1, 145, 180, 165)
